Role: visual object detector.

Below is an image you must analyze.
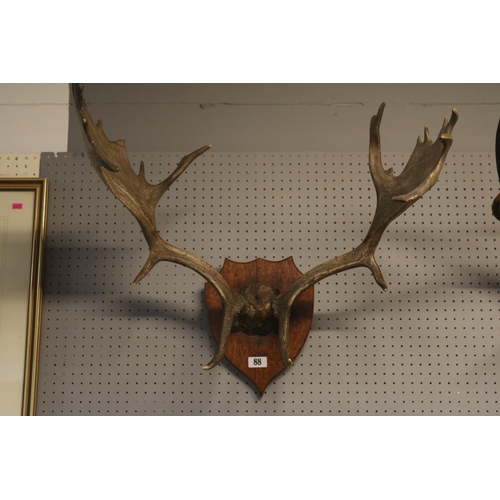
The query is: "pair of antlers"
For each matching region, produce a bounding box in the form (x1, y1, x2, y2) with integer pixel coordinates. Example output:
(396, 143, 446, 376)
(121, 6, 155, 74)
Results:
(72, 84, 458, 369)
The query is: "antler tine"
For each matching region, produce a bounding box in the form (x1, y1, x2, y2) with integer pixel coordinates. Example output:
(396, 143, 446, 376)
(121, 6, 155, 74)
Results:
(368, 102, 390, 184)
(73, 83, 243, 370)
(274, 103, 458, 365)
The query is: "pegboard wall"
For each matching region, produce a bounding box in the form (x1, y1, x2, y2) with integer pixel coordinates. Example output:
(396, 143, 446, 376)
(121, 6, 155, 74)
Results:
(38, 151, 500, 414)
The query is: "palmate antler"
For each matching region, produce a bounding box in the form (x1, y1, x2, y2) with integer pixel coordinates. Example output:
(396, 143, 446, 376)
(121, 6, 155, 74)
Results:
(72, 83, 243, 369)
(274, 102, 458, 365)
(74, 83, 458, 374)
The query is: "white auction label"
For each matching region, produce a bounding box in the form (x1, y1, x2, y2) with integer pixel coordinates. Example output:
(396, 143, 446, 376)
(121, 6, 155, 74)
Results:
(248, 356, 267, 368)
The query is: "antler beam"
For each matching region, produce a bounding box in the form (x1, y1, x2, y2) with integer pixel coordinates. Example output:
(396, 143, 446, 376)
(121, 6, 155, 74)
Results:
(72, 84, 243, 370)
(273, 103, 458, 365)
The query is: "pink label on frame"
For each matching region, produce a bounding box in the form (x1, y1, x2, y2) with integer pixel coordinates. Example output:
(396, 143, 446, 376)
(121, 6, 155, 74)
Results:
(12, 203, 23, 209)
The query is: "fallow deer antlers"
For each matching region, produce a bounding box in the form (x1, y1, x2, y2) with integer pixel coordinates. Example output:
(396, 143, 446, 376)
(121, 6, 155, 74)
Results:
(274, 102, 458, 364)
(72, 83, 244, 370)
(73, 84, 458, 370)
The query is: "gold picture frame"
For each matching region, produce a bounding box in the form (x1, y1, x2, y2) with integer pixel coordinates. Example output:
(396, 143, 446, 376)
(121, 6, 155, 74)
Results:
(0, 178, 48, 415)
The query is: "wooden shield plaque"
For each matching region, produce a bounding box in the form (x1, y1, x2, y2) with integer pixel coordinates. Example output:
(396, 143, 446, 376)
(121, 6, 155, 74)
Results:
(205, 257, 314, 395)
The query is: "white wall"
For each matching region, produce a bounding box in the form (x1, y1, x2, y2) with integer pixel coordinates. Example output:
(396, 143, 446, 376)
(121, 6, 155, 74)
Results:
(0, 83, 497, 156)
(68, 84, 500, 154)
(0, 84, 69, 154)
